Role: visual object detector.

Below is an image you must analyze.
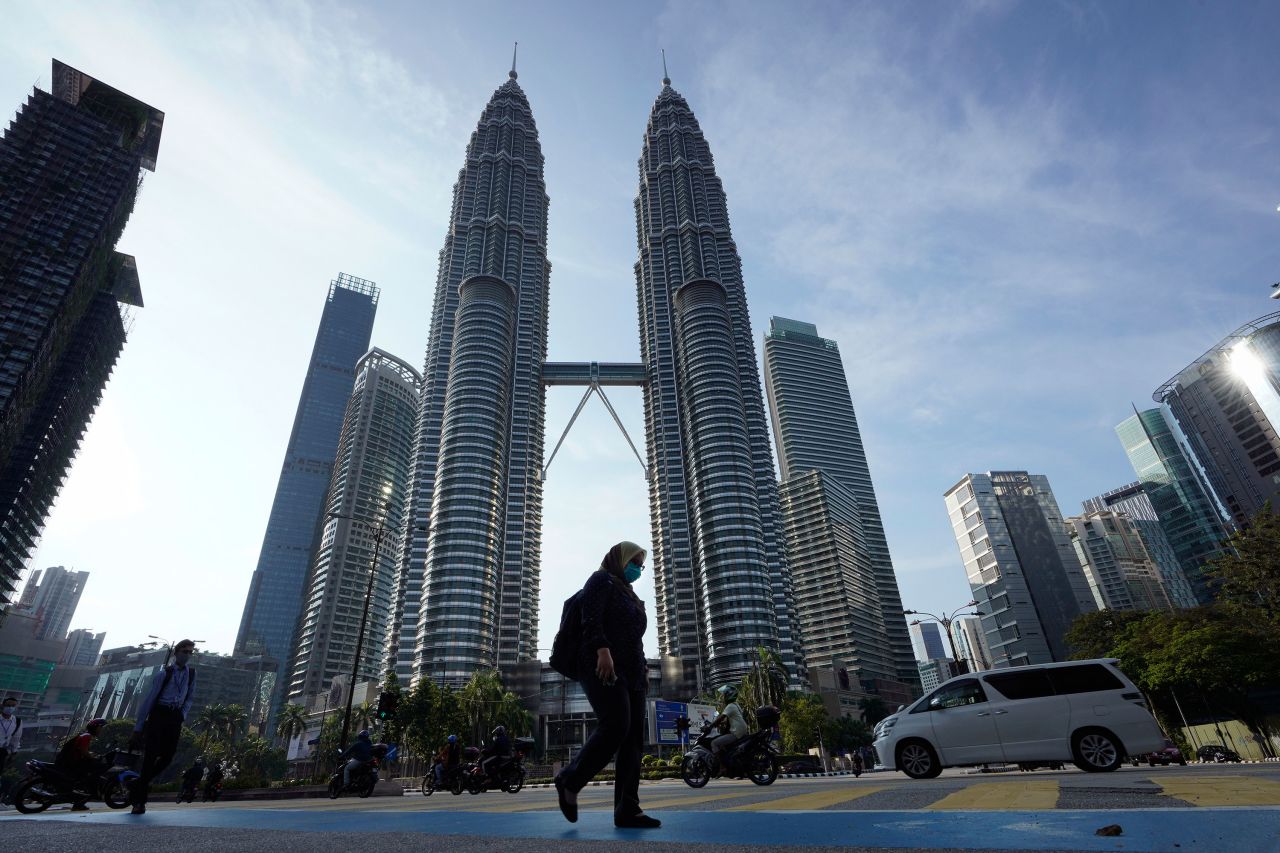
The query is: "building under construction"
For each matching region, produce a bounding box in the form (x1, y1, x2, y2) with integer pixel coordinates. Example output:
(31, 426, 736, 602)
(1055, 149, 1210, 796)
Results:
(0, 60, 163, 605)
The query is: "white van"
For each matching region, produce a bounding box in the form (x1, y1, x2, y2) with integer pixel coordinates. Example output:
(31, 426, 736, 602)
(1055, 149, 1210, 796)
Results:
(872, 658, 1165, 778)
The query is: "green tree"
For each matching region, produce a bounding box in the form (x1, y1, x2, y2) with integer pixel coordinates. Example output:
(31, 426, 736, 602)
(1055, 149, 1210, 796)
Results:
(1065, 609, 1147, 660)
(194, 703, 231, 749)
(460, 669, 534, 745)
(739, 647, 789, 725)
(399, 679, 467, 761)
(222, 703, 247, 744)
(350, 701, 372, 733)
(1206, 504, 1280, 624)
(779, 691, 827, 753)
(379, 668, 405, 744)
(826, 715, 873, 753)
(275, 703, 308, 748)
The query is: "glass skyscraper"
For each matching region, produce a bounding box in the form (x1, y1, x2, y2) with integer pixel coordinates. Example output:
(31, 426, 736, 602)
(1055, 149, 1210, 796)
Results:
(1083, 482, 1200, 608)
(0, 60, 162, 605)
(1155, 313, 1280, 527)
(1067, 511, 1173, 612)
(392, 70, 550, 685)
(944, 472, 1097, 666)
(235, 275, 378, 683)
(764, 318, 918, 694)
(287, 349, 421, 702)
(1115, 408, 1231, 605)
(635, 79, 803, 688)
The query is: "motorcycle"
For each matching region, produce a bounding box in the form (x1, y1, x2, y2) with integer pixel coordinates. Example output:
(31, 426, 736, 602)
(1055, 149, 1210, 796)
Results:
(177, 776, 200, 803)
(327, 743, 390, 799)
(203, 774, 223, 802)
(10, 751, 139, 813)
(421, 759, 467, 796)
(464, 737, 534, 795)
(681, 705, 781, 788)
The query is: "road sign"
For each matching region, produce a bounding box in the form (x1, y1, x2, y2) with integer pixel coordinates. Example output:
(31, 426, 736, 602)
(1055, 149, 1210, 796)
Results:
(651, 699, 686, 745)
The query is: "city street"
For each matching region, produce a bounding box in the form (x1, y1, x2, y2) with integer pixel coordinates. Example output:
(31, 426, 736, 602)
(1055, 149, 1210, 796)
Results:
(3, 763, 1279, 852)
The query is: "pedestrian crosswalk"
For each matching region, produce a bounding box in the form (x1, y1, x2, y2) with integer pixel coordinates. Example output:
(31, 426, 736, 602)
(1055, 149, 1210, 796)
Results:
(154, 772, 1280, 815)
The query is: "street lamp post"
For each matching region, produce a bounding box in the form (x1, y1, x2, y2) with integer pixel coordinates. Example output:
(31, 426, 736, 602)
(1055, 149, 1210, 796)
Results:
(904, 602, 985, 674)
(329, 484, 394, 752)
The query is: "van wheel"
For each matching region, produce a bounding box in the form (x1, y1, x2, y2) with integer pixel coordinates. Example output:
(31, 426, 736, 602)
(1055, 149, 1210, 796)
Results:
(897, 740, 942, 779)
(1072, 729, 1123, 772)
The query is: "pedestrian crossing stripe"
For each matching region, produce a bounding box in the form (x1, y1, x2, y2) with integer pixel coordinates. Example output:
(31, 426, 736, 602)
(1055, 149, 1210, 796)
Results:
(1156, 775, 1280, 807)
(926, 781, 1058, 811)
(726, 786, 887, 811)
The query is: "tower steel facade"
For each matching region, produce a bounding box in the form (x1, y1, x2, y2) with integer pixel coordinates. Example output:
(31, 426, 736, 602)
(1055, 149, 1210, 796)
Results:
(392, 71, 549, 685)
(0, 60, 161, 604)
(635, 80, 803, 687)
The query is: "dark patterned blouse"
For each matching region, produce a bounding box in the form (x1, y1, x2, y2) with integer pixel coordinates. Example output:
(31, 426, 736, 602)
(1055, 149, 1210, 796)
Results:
(578, 569, 647, 690)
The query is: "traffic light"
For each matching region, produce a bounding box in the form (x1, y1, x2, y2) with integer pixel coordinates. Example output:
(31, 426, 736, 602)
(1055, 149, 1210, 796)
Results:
(376, 691, 399, 721)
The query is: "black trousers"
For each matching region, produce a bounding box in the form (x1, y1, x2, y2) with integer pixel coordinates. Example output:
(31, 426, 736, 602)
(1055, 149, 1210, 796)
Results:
(135, 706, 183, 805)
(560, 674, 645, 819)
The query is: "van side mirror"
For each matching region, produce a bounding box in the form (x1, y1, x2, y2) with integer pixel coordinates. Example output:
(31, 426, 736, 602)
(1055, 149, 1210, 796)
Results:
(929, 697, 943, 710)
(897, 705, 905, 712)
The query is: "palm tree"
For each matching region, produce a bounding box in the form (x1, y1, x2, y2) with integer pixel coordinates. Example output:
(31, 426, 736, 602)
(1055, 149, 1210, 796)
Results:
(741, 646, 789, 715)
(275, 703, 309, 749)
(223, 703, 248, 745)
(195, 703, 230, 749)
(350, 701, 372, 733)
(858, 696, 890, 728)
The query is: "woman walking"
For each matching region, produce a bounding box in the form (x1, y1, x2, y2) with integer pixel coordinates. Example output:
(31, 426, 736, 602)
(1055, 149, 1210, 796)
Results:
(555, 541, 659, 829)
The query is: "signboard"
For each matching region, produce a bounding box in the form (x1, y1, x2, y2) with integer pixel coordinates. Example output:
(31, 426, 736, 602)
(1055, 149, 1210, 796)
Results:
(649, 700, 720, 746)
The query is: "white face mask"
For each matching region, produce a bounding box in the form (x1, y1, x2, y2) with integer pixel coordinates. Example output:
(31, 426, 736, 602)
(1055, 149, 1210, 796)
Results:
(1, 706, 13, 716)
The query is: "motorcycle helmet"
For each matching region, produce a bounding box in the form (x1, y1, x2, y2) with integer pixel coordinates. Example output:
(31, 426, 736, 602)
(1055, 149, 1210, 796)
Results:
(358, 729, 371, 740)
(491, 725, 506, 738)
(447, 734, 458, 744)
(717, 684, 738, 703)
(86, 718, 107, 735)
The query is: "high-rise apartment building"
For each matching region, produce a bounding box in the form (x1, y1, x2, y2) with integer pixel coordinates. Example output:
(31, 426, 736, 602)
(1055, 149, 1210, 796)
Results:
(0, 60, 162, 604)
(1115, 408, 1231, 604)
(944, 472, 1097, 667)
(764, 318, 917, 693)
(1155, 313, 1280, 527)
(235, 275, 378, 695)
(1067, 512, 1173, 612)
(908, 620, 948, 662)
(287, 349, 420, 702)
(392, 70, 550, 686)
(635, 80, 803, 688)
(15, 565, 88, 640)
(950, 614, 992, 672)
(1082, 483, 1200, 609)
(61, 628, 106, 666)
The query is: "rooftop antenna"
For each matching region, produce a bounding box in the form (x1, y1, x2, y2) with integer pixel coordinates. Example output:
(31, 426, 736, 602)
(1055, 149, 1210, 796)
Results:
(510, 41, 518, 79)
(661, 48, 670, 86)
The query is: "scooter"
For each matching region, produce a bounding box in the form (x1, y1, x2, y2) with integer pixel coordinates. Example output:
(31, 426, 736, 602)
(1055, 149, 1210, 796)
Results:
(680, 705, 781, 789)
(10, 751, 139, 813)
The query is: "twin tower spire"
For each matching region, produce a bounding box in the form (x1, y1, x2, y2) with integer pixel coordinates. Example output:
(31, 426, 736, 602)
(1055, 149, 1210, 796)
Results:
(384, 58, 805, 691)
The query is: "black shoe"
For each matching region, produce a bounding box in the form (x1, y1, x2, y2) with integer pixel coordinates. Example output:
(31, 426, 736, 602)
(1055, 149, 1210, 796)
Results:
(130, 804, 146, 815)
(70, 802, 91, 812)
(554, 774, 577, 823)
(615, 813, 661, 829)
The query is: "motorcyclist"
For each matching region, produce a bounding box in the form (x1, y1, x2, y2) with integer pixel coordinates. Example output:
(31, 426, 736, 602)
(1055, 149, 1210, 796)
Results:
(435, 734, 461, 786)
(340, 729, 374, 789)
(711, 685, 749, 758)
(180, 758, 205, 799)
(481, 726, 512, 782)
(203, 761, 224, 800)
(54, 718, 108, 811)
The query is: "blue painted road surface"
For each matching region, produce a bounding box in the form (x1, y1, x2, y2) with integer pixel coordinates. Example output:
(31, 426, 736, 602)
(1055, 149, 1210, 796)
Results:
(6, 805, 1279, 852)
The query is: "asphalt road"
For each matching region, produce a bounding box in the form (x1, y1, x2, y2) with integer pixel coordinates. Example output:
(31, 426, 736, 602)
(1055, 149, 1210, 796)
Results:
(3, 762, 1278, 852)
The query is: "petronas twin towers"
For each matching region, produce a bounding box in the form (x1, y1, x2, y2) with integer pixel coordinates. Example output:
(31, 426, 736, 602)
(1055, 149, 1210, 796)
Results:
(385, 67, 804, 690)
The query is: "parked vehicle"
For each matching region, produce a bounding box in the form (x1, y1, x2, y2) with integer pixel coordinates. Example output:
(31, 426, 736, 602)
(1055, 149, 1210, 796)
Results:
(10, 751, 138, 813)
(1131, 739, 1186, 767)
(872, 659, 1165, 779)
(681, 705, 781, 788)
(463, 737, 533, 795)
(1196, 744, 1242, 763)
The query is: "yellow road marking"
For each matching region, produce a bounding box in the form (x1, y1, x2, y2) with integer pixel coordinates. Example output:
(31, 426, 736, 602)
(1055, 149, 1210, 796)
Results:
(726, 786, 886, 811)
(927, 781, 1058, 811)
(1156, 775, 1280, 807)
(465, 796, 615, 813)
(596, 791, 750, 811)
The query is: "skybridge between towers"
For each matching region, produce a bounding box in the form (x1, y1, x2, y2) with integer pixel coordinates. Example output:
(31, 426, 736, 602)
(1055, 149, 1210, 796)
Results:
(540, 361, 649, 481)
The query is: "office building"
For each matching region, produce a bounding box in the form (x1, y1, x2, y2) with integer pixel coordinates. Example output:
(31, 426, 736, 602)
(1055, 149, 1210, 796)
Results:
(14, 566, 88, 640)
(1115, 409, 1232, 604)
(1083, 483, 1200, 608)
(0, 60, 162, 604)
(287, 349, 421, 703)
(636, 78, 803, 688)
(917, 658, 960, 694)
(944, 472, 1097, 667)
(765, 318, 918, 693)
(950, 614, 992, 672)
(0, 611, 65, 714)
(60, 628, 106, 666)
(235, 274, 378, 717)
(394, 69, 550, 685)
(1068, 512, 1174, 612)
(1155, 312, 1280, 526)
(908, 620, 949, 662)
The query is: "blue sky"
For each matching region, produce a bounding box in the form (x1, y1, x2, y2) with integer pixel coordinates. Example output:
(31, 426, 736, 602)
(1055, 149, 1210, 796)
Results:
(5, 1, 1278, 665)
